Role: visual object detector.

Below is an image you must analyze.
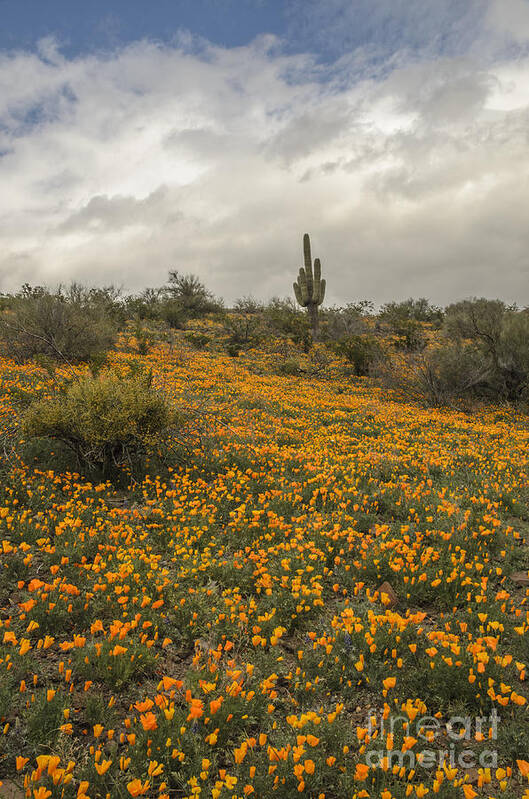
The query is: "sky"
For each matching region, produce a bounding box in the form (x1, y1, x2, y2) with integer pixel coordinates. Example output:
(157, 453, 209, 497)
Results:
(1, 0, 529, 306)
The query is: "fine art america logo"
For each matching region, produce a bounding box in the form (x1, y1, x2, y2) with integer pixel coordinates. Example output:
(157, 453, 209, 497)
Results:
(363, 709, 499, 770)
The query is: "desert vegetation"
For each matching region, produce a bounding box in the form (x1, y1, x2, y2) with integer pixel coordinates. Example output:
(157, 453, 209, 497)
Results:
(0, 236, 528, 799)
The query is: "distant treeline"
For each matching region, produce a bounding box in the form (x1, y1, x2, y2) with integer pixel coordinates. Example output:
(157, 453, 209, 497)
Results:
(0, 272, 528, 410)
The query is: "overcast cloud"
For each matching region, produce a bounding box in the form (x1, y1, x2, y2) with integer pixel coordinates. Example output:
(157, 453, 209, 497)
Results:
(1, 0, 529, 306)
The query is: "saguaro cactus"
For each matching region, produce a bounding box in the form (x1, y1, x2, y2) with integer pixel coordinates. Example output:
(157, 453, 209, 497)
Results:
(293, 233, 326, 338)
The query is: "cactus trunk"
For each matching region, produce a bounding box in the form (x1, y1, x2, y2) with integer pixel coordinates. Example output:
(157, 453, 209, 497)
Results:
(308, 302, 319, 338)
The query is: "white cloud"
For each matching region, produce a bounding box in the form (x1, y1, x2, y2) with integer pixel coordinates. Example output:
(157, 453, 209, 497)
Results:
(0, 30, 529, 305)
(486, 0, 529, 44)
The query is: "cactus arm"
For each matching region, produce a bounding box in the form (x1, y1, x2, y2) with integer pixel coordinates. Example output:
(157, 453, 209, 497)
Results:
(303, 234, 312, 271)
(303, 233, 314, 298)
(313, 258, 321, 301)
(293, 282, 303, 306)
(318, 278, 326, 306)
(298, 270, 309, 305)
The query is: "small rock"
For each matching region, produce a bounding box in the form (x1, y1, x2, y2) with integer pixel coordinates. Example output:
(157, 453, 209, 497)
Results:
(378, 581, 398, 608)
(0, 781, 25, 799)
(106, 495, 128, 508)
(464, 768, 479, 785)
(511, 571, 529, 586)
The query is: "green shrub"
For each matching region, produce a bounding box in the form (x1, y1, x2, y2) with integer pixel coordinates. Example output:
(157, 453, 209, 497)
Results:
(159, 299, 188, 329)
(331, 335, 384, 376)
(185, 332, 210, 350)
(81, 284, 127, 325)
(222, 314, 262, 351)
(233, 296, 264, 314)
(226, 343, 241, 358)
(0, 285, 116, 363)
(263, 298, 312, 352)
(165, 271, 223, 319)
(377, 344, 491, 408)
(123, 288, 164, 321)
(379, 298, 439, 350)
(22, 370, 179, 477)
(133, 324, 155, 355)
(321, 303, 372, 342)
(380, 297, 443, 325)
(443, 298, 506, 348)
(390, 317, 427, 351)
(444, 300, 529, 403)
(277, 358, 302, 376)
(499, 311, 529, 403)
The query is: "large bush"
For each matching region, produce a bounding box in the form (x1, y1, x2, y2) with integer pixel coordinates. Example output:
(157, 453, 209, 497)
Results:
(123, 288, 164, 321)
(0, 285, 116, 363)
(380, 301, 529, 408)
(331, 335, 384, 377)
(377, 344, 491, 408)
(22, 370, 179, 477)
(263, 298, 312, 351)
(165, 271, 223, 320)
(498, 311, 529, 402)
(378, 298, 442, 351)
(233, 296, 264, 314)
(222, 313, 262, 355)
(380, 300, 529, 409)
(444, 299, 529, 403)
(321, 303, 372, 343)
(380, 298, 444, 325)
(443, 298, 506, 349)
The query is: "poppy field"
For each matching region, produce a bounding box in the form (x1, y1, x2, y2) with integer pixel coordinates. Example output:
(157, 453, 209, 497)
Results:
(0, 337, 528, 799)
